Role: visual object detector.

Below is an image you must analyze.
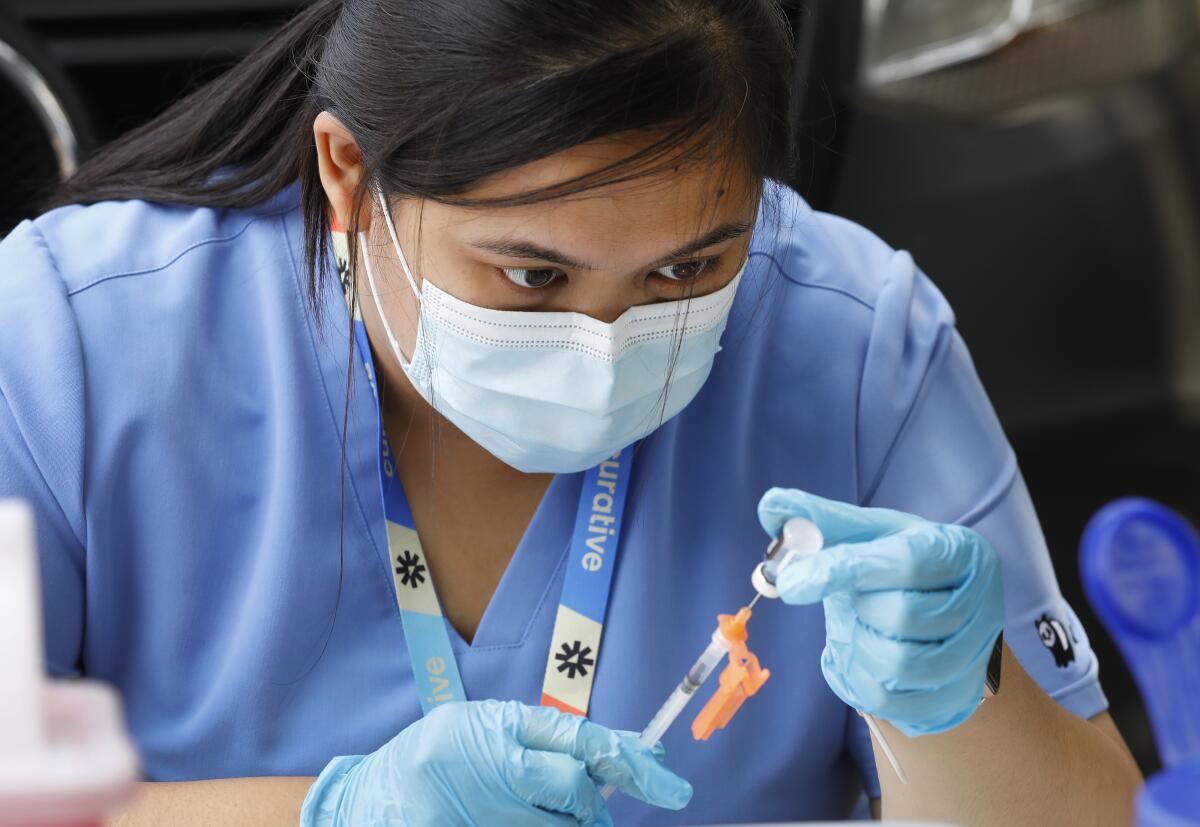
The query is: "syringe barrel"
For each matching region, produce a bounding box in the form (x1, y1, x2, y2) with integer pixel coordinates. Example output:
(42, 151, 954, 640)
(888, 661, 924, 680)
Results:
(685, 636, 730, 689)
(600, 634, 732, 801)
(640, 636, 730, 744)
(638, 687, 689, 747)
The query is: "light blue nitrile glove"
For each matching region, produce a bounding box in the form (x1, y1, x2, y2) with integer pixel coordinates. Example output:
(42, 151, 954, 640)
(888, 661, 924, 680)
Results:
(758, 488, 1004, 737)
(299, 699, 692, 826)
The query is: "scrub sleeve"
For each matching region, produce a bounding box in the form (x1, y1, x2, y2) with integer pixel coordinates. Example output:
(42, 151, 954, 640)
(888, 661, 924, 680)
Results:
(0, 220, 87, 679)
(838, 233, 1107, 797)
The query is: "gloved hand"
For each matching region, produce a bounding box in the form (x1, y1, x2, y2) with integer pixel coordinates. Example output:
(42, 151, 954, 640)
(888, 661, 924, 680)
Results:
(759, 488, 1004, 737)
(299, 699, 692, 826)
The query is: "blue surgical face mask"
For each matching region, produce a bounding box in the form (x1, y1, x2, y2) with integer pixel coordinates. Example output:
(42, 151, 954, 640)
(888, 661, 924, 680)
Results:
(359, 185, 746, 474)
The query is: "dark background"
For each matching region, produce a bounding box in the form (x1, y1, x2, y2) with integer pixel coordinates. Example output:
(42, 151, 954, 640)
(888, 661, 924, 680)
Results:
(2, 0, 1198, 778)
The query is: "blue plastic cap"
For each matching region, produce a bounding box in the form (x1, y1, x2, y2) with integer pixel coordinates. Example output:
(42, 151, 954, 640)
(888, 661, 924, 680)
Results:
(1137, 763, 1200, 827)
(1080, 498, 1200, 639)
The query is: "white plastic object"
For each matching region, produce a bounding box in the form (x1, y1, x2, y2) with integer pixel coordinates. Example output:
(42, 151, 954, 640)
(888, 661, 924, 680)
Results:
(0, 500, 45, 752)
(861, 711, 910, 785)
(0, 499, 139, 827)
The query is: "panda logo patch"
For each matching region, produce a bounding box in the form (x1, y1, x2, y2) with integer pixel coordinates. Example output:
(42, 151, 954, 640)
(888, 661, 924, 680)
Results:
(1035, 613, 1075, 668)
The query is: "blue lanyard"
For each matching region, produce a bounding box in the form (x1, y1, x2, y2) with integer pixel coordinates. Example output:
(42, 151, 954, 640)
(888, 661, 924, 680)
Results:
(351, 318, 468, 712)
(338, 230, 631, 716)
(540, 454, 633, 715)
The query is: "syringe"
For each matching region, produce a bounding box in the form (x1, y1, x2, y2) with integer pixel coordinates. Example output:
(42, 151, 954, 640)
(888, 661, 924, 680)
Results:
(598, 632, 731, 800)
(600, 517, 911, 806)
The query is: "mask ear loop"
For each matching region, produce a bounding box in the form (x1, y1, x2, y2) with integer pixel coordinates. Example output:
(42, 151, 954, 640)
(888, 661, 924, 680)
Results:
(357, 231, 412, 371)
(367, 182, 445, 430)
(360, 182, 434, 384)
(373, 181, 422, 299)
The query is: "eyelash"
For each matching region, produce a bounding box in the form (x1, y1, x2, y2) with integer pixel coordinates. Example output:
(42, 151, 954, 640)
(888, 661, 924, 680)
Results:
(500, 257, 720, 291)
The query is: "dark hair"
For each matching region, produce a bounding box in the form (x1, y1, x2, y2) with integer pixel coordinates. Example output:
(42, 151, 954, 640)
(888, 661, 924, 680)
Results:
(51, 0, 797, 311)
(51, 0, 797, 672)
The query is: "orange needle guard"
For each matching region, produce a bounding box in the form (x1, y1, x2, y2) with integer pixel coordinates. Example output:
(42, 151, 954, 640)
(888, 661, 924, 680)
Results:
(691, 607, 771, 741)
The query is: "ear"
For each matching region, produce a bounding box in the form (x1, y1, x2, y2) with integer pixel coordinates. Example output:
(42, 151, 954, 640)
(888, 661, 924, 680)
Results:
(313, 111, 371, 231)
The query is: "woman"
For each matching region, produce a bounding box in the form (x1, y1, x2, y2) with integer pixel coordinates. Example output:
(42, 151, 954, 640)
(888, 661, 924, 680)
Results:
(0, 1, 1141, 824)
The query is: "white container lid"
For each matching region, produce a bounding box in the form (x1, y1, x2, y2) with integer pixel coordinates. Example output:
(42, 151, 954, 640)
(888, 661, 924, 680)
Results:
(0, 500, 138, 826)
(0, 682, 140, 826)
(0, 500, 44, 751)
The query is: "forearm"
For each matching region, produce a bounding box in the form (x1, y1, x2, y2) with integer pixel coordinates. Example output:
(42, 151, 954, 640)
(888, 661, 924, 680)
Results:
(875, 645, 1141, 826)
(106, 777, 314, 827)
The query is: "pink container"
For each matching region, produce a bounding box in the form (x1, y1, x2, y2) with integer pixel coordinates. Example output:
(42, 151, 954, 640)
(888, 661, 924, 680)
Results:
(0, 501, 139, 827)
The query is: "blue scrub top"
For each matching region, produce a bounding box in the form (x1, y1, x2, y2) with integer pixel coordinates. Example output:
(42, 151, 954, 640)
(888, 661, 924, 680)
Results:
(0, 183, 1107, 824)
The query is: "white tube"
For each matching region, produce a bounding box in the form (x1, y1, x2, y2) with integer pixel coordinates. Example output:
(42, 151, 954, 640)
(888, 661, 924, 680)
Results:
(862, 713, 909, 785)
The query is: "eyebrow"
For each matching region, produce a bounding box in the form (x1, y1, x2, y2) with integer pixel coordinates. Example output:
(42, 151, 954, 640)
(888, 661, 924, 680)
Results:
(467, 219, 754, 271)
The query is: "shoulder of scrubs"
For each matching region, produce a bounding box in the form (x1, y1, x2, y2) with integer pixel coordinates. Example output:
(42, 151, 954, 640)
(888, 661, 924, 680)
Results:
(0, 218, 85, 677)
(0, 190, 296, 678)
(744, 183, 1107, 789)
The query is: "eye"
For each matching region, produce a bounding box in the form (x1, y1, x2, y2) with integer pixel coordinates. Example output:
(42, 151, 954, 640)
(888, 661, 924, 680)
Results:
(653, 258, 715, 282)
(501, 267, 564, 289)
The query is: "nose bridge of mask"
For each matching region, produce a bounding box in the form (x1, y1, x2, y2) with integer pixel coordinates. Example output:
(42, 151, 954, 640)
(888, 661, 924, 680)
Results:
(361, 185, 748, 375)
(421, 262, 747, 363)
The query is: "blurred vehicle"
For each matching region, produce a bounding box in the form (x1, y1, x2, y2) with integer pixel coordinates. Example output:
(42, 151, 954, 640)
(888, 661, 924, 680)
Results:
(795, 0, 1200, 775)
(1, 0, 1197, 774)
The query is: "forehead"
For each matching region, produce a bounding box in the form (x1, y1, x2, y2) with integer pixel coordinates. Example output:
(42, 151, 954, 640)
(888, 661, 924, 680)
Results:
(429, 136, 759, 254)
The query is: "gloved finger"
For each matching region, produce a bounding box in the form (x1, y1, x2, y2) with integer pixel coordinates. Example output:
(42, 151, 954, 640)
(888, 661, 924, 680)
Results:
(515, 707, 692, 810)
(508, 749, 613, 827)
(758, 488, 918, 545)
(851, 549, 999, 640)
(847, 616, 996, 693)
(832, 645, 991, 736)
(611, 730, 666, 763)
(776, 529, 969, 603)
(821, 592, 856, 647)
(852, 588, 972, 642)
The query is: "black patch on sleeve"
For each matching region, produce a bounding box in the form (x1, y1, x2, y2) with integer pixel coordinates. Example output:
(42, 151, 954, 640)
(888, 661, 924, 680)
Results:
(1035, 613, 1076, 668)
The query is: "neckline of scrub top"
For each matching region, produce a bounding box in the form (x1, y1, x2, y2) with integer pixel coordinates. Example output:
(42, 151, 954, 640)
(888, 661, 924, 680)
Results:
(282, 208, 592, 653)
(447, 469, 583, 652)
(359, 316, 633, 718)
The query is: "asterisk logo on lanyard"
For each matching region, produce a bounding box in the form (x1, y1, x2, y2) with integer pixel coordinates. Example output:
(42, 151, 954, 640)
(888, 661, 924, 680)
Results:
(555, 640, 596, 680)
(395, 549, 427, 589)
